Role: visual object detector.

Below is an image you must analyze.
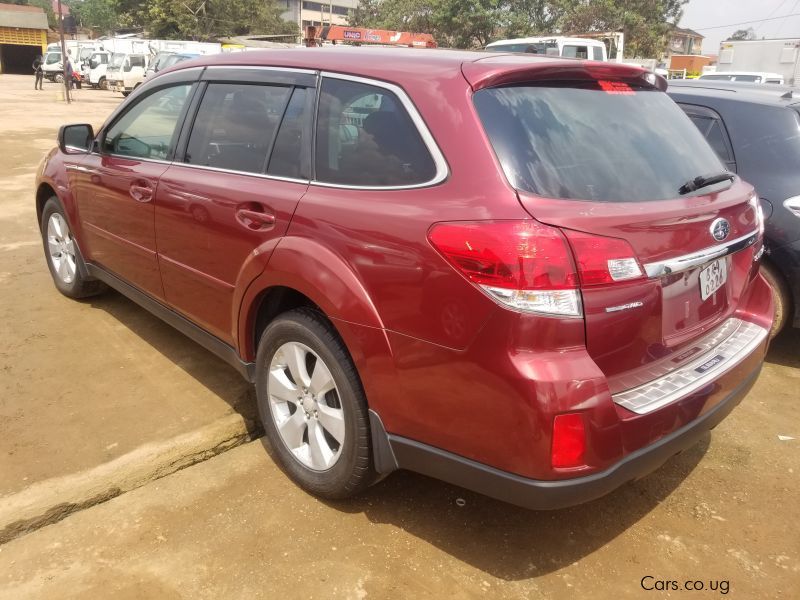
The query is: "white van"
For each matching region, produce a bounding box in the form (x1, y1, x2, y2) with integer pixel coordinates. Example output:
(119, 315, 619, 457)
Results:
(698, 71, 785, 84)
(485, 36, 608, 61)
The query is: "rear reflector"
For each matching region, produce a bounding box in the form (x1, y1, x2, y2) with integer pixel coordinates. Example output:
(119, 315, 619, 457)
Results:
(427, 220, 582, 316)
(563, 230, 645, 286)
(552, 413, 586, 469)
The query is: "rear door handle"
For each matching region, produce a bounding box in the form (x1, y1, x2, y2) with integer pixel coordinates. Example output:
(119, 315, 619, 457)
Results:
(236, 208, 276, 231)
(130, 182, 154, 203)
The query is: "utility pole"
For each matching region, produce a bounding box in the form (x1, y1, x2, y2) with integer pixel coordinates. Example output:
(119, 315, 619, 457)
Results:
(57, 0, 69, 103)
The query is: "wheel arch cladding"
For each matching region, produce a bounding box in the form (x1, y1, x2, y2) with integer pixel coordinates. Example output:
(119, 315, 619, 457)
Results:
(238, 236, 385, 362)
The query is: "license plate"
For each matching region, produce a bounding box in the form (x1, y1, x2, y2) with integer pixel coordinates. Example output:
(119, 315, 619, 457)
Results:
(699, 258, 727, 301)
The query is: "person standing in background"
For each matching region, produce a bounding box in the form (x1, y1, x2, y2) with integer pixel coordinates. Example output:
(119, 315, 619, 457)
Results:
(32, 55, 44, 90)
(64, 50, 73, 91)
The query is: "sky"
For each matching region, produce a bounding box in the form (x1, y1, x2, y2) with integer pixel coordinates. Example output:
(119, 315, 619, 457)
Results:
(681, 0, 800, 55)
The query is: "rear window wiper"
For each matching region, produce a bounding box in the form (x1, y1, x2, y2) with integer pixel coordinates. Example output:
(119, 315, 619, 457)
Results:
(679, 172, 735, 195)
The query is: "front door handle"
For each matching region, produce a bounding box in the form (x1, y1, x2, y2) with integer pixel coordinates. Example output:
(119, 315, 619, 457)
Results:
(129, 182, 154, 203)
(236, 208, 276, 231)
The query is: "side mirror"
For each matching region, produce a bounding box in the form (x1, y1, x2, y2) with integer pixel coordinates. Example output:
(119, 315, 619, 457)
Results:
(58, 124, 94, 154)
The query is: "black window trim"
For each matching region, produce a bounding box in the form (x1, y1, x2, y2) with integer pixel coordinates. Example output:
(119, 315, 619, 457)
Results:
(311, 71, 449, 191)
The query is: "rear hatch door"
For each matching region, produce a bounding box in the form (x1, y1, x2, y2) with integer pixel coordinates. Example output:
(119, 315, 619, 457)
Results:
(472, 72, 762, 388)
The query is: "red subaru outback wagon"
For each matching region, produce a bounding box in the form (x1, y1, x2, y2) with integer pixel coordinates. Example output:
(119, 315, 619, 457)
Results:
(36, 49, 773, 509)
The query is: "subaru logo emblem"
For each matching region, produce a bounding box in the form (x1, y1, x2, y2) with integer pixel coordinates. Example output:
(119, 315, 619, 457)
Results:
(710, 218, 730, 242)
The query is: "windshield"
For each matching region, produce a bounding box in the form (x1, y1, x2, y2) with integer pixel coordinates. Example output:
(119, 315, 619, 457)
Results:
(44, 52, 60, 65)
(79, 48, 93, 62)
(487, 42, 558, 55)
(474, 82, 726, 202)
(110, 53, 125, 68)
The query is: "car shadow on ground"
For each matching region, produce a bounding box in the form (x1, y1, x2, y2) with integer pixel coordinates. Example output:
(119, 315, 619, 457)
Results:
(84, 287, 726, 579)
(765, 327, 799, 369)
(307, 436, 710, 580)
(86, 289, 260, 430)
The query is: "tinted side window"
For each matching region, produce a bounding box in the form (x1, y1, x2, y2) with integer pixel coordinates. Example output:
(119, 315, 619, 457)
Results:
(592, 46, 604, 61)
(185, 83, 291, 175)
(315, 77, 437, 186)
(267, 86, 313, 179)
(103, 84, 192, 159)
(705, 121, 733, 163)
(680, 104, 736, 171)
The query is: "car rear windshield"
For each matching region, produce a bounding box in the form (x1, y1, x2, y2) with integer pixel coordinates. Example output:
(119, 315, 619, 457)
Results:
(474, 82, 726, 202)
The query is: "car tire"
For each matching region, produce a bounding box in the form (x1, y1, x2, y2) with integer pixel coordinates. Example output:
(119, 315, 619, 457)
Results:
(40, 197, 106, 299)
(99, 77, 107, 90)
(54, 73, 64, 83)
(760, 261, 791, 338)
(255, 308, 374, 499)
(121, 91, 130, 97)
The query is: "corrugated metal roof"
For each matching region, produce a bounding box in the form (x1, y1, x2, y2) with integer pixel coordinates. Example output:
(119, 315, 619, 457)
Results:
(0, 3, 48, 30)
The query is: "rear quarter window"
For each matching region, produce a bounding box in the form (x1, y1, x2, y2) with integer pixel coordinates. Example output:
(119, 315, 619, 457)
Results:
(315, 77, 437, 187)
(474, 82, 726, 202)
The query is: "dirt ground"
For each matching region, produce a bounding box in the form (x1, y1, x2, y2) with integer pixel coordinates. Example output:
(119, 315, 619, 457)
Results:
(0, 73, 798, 598)
(0, 75, 256, 497)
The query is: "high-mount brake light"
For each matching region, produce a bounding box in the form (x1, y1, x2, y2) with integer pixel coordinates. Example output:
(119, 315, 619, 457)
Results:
(563, 230, 645, 286)
(427, 220, 582, 317)
(597, 80, 635, 95)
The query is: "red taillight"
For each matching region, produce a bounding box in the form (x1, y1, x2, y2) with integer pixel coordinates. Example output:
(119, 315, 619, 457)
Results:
(563, 230, 645, 286)
(552, 413, 586, 469)
(427, 220, 581, 316)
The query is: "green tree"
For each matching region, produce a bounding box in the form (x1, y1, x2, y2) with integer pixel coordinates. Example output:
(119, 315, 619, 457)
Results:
(67, 0, 120, 35)
(504, 0, 571, 38)
(728, 27, 756, 41)
(558, 0, 688, 58)
(143, 0, 297, 40)
(350, 0, 688, 55)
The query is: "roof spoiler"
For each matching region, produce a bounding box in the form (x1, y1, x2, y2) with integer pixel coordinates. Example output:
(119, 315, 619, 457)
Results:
(463, 59, 667, 92)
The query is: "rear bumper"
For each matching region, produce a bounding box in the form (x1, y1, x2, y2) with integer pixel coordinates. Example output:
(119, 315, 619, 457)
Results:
(379, 364, 761, 510)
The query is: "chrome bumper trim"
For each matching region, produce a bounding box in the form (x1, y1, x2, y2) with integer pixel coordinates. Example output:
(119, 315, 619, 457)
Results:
(612, 318, 768, 415)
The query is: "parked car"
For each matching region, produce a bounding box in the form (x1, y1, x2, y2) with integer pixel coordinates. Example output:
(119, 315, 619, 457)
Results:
(36, 49, 773, 510)
(668, 79, 800, 335)
(698, 71, 785, 84)
(145, 51, 175, 78)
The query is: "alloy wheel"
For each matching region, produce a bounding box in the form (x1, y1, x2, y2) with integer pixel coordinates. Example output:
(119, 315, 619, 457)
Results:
(47, 213, 77, 285)
(267, 341, 346, 471)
